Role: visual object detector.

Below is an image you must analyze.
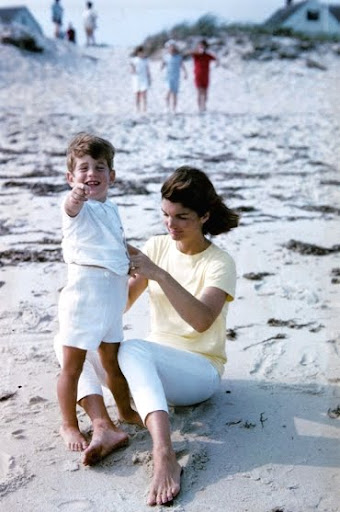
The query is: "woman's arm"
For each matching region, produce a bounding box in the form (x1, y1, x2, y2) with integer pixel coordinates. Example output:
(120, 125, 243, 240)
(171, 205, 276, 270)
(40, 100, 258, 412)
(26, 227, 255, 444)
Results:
(125, 244, 148, 311)
(126, 274, 148, 311)
(129, 249, 227, 332)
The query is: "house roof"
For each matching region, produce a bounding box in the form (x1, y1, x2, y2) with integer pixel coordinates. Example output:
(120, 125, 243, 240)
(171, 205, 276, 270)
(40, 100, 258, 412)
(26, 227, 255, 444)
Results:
(264, 1, 340, 27)
(0, 5, 43, 34)
(0, 5, 39, 24)
(329, 5, 340, 22)
(264, 1, 308, 27)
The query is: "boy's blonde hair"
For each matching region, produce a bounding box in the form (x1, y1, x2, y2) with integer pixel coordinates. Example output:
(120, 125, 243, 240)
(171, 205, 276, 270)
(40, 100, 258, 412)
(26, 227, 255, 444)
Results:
(66, 132, 115, 173)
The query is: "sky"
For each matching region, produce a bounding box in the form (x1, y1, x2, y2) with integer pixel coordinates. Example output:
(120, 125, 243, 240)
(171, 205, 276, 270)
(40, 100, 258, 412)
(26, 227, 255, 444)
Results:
(3, 1, 292, 46)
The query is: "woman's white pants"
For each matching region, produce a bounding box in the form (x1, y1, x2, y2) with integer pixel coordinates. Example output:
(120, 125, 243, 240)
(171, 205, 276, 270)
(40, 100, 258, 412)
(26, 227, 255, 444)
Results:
(54, 337, 221, 424)
(118, 339, 221, 424)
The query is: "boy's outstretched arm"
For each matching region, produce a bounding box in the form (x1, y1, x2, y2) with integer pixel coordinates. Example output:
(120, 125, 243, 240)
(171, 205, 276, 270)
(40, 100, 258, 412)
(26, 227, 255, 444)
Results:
(64, 184, 89, 217)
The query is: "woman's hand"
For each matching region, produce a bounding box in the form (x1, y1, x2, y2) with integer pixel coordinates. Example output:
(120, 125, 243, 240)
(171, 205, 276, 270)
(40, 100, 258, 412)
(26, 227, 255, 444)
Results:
(128, 247, 226, 332)
(129, 248, 162, 281)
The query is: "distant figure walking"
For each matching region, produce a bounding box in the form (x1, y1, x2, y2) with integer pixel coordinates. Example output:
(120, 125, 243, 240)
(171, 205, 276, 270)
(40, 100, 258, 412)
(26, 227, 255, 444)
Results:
(83, 2, 97, 46)
(190, 39, 219, 113)
(161, 40, 187, 113)
(66, 23, 76, 43)
(51, 0, 63, 39)
(130, 46, 151, 113)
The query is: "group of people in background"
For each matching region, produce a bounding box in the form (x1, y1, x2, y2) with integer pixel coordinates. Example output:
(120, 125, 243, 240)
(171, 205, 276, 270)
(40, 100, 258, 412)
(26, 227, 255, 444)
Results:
(51, 0, 97, 46)
(51, 2, 218, 113)
(130, 39, 219, 114)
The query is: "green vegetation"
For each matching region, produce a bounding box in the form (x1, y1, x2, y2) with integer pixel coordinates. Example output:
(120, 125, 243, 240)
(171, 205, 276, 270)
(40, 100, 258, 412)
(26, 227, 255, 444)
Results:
(141, 12, 340, 55)
(142, 13, 229, 54)
(271, 26, 340, 42)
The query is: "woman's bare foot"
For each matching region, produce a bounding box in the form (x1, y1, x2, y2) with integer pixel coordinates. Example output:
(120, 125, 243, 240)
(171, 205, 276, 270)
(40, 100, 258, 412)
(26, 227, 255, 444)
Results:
(147, 449, 182, 506)
(60, 425, 88, 452)
(119, 407, 144, 428)
(82, 422, 128, 466)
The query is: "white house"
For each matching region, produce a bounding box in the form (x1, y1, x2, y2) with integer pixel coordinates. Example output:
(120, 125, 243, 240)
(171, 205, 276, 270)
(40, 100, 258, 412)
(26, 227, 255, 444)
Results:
(264, 1, 340, 37)
(0, 6, 43, 36)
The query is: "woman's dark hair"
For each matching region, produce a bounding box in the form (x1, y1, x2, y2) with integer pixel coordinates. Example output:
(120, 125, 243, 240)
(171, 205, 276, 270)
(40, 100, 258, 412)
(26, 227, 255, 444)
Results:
(161, 166, 239, 235)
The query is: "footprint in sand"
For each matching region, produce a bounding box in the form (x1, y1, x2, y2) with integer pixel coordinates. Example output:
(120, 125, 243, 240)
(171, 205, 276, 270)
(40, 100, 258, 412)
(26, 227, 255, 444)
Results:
(0, 450, 31, 498)
(299, 353, 315, 366)
(10, 303, 55, 334)
(58, 499, 94, 511)
(0, 451, 15, 479)
(250, 341, 284, 377)
(28, 395, 48, 405)
(11, 429, 26, 439)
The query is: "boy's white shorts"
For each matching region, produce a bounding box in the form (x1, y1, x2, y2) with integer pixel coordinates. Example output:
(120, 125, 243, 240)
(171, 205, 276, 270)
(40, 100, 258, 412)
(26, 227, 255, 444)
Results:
(57, 264, 128, 351)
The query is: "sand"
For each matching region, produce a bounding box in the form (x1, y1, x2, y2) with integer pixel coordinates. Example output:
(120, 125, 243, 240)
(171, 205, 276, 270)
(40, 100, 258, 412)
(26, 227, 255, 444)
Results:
(0, 32, 339, 511)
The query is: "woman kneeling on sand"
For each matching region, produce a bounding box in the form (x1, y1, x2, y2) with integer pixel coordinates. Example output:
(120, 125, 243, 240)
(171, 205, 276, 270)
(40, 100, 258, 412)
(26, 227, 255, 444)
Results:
(55, 165, 238, 506)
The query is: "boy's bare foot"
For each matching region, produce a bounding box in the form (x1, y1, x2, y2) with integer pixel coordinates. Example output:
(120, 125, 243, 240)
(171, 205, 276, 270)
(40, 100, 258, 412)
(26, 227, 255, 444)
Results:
(82, 425, 128, 466)
(147, 451, 182, 506)
(119, 408, 144, 428)
(60, 425, 88, 452)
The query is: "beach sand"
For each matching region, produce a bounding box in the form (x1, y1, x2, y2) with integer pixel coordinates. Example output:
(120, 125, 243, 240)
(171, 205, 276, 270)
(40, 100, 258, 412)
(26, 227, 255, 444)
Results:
(0, 33, 339, 511)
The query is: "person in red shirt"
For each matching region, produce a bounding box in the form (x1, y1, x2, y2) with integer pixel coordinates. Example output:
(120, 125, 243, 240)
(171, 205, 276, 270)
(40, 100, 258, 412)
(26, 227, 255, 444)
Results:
(190, 39, 219, 112)
(66, 23, 76, 43)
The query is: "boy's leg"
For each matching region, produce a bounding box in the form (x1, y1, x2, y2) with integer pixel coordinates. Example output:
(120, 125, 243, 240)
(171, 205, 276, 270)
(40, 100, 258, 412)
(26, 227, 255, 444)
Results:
(57, 345, 88, 451)
(198, 88, 203, 111)
(173, 92, 178, 112)
(202, 87, 208, 111)
(166, 90, 171, 110)
(55, 338, 129, 464)
(135, 91, 140, 111)
(142, 91, 147, 112)
(98, 342, 143, 426)
(80, 394, 129, 466)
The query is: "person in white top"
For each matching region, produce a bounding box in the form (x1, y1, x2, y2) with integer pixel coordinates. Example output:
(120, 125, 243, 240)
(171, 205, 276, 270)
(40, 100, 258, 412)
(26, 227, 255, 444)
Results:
(55, 132, 141, 454)
(82, 1, 97, 46)
(130, 45, 151, 113)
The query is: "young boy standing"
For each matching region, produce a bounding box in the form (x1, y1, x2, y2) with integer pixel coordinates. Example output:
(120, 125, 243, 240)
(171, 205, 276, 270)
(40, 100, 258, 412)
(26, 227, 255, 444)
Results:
(56, 132, 141, 452)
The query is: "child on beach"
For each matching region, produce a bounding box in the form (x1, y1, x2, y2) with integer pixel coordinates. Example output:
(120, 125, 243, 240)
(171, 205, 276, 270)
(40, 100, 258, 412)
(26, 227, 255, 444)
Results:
(190, 39, 219, 113)
(56, 132, 141, 451)
(130, 45, 151, 113)
(161, 40, 187, 113)
(82, 1, 97, 46)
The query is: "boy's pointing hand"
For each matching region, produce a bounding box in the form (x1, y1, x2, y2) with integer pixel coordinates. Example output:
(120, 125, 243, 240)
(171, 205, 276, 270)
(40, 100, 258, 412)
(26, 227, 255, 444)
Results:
(73, 183, 90, 201)
(65, 184, 90, 216)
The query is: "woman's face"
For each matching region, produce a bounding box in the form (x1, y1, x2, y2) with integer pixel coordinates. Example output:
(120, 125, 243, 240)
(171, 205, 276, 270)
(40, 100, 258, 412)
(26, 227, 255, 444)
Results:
(161, 199, 208, 242)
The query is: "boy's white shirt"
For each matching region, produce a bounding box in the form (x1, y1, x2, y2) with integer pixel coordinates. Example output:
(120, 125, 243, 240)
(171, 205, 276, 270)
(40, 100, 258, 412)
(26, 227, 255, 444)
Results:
(61, 196, 129, 275)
